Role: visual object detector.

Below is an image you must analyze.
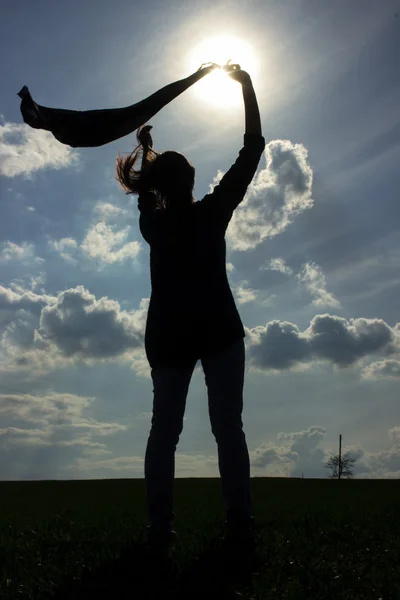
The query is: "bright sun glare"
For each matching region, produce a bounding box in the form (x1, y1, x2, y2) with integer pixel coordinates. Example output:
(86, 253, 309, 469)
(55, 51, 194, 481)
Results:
(187, 35, 259, 108)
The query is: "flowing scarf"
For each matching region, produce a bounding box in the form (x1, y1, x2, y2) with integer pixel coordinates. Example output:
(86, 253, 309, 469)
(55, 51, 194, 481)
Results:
(17, 64, 218, 148)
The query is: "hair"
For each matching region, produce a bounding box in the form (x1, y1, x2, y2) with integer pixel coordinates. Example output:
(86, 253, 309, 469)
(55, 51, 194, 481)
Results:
(116, 126, 195, 211)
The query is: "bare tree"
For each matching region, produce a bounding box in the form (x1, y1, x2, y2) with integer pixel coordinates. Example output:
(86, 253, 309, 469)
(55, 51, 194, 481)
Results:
(324, 452, 357, 479)
(325, 434, 357, 479)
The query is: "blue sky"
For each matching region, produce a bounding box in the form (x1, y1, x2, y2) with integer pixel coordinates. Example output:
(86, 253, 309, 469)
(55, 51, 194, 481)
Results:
(1, 0, 399, 480)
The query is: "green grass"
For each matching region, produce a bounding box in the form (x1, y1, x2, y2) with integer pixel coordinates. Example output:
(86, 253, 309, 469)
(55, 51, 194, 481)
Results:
(1, 478, 399, 599)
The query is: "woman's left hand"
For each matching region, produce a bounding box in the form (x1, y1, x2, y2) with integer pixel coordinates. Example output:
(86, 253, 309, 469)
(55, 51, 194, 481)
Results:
(197, 62, 219, 73)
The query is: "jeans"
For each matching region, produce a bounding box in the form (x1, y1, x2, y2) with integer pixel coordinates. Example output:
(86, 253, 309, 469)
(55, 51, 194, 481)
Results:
(144, 337, 253, 536)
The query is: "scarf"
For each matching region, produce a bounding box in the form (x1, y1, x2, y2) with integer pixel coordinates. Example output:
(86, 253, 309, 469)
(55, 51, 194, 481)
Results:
(17, 66, 216, 148)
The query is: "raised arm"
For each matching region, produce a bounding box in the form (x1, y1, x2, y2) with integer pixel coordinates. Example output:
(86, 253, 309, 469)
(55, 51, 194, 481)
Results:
(201, 69, 265, 217)
(229, 68, 262, 136)
(134, 63, 218, 126)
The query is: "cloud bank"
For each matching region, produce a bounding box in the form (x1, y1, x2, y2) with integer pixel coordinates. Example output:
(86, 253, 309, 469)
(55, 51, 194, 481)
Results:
(250, 425, 400, 479)
(0, 284, 148, 374)
(247, 314, 398, 371)
(2, 282, 399, 381)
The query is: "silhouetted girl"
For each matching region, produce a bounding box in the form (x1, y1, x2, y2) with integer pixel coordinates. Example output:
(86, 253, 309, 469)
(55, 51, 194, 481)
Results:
(116, 67, 265, 558)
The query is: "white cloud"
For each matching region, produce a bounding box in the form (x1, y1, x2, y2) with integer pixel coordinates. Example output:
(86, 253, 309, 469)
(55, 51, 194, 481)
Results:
(222, 139, 313, 251)
(94, 202, 126, 218)
(389, 427, 400, 443)
(0, 391, 132, 479)
(362, 445, 400, 478)
(0, 392, 95, 425)
(264, 257, 294, 276)
(208, 169, 224, 193)
(234, 281, 258, 305)
(296, 262, 341, 308)
(361, 359, 400, 380)
(50, 238, 78, 251)
(0, 122, 78, 178)
(48, 237, 79, 264)
(130, 353, 152, 380)
(251, 425, 327, 477)
(81, 221, 141, 265)
(0, 345, 72, 377)
(0, 241, 35, 262)
(48, 200, 140, 268)
(260, 258, 340, 308)
(0, 391, 129, 444)
(232, 280, 275, 307)
(9, 273, 46, 296)
(30, 272, 46, 292)
(0, 284, 55, 316)
(0, 427, 52, 447)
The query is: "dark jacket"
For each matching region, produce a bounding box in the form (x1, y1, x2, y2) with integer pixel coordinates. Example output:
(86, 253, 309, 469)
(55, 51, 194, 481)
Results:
(138, 133, 265, 369)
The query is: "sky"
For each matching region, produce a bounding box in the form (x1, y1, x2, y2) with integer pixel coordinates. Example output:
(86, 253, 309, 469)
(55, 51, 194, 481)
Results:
(0, 0, 399, 481)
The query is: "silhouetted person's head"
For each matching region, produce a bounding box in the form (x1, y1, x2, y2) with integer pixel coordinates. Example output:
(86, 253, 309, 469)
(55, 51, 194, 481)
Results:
(147, 151, 195, 204)
(116, 127, 195, 209)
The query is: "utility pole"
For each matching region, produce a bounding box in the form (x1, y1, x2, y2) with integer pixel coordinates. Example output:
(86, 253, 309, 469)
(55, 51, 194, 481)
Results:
(338, 434, 342, 480)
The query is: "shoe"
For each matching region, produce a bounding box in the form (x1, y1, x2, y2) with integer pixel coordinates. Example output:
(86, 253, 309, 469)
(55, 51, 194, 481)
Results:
(224, 513, 255, 541)
(144, 529, 178, 560)
(221, 520, 255, 570)
(222, 525, 255, 551)
(221, 530, 256, 587)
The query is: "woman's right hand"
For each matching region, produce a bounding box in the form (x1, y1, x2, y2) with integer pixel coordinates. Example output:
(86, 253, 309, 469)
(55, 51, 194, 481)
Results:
(228, 67, 261, 135)
(227, 68, 252, 86)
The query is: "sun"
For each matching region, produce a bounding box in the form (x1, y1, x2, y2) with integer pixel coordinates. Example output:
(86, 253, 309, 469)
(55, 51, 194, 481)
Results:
(187, 35, 259, 108)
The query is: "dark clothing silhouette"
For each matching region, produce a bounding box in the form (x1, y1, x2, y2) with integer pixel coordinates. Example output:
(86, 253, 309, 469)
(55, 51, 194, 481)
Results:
(138, 132, 265, 370)
(142, 132, 264, 540)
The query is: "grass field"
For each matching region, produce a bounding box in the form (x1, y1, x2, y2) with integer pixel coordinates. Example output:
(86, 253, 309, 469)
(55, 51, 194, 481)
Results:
(1, 477, 399, 599)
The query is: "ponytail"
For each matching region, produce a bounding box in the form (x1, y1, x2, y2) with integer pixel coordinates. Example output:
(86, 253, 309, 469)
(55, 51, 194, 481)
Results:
(116, 126, 159, 195)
